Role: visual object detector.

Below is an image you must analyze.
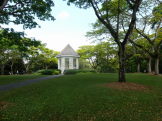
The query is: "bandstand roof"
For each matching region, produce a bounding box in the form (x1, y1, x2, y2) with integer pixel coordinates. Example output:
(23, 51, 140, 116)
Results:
(56, 44, 80, 57)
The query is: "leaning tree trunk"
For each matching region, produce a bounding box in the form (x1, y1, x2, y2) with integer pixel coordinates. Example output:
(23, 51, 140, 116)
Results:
(154, 56, 159, 75)
(25, 64, 30, 74)
(0, 64, 5, 75)
(137, 62, 140, 73)
(148, 57, 152, 73)
(45, 65, 48, 70)
(118, 44, 126, 82)
(10, 62, 14, 75)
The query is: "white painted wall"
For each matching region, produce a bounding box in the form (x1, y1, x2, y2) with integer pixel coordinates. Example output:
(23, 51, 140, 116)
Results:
(76, 58, 79, 69)
(61, 57, 65, 74)
(57, 57, 79, 73)
(69, 57, 73, 69)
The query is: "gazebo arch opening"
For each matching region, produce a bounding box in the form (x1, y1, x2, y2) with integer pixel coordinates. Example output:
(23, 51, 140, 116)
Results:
(56, 44, 80, 73)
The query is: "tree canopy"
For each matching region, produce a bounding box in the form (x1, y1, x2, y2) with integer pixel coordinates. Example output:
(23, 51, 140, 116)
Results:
(0, 28, 58, 75)
(67, 0, 143, 82)
(0, 0, 55, 29)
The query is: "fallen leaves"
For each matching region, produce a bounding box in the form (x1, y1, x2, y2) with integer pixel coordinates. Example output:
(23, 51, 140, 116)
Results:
(0, 101, 13, 110)
(105, 82, 150, 91)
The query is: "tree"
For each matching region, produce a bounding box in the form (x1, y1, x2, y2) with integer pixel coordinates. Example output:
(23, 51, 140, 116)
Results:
(23, 44, 58, 73)
(78, 42, 118, 72)
(67, 0, 142, 82)
(21, 40, 41, 73)
(0, 28, 23, 74)
(0, 28, 41, 74)
(130, 2, 162, 75)
(94, 42, 118, 72)
(33, 45, 58, 70)
(8, 45, 21, 75)
(86, 22, 110, 42)
(0, 0, 55, 73)
(160, 44, 162, 73)
(125, 43, 149, 73)
(77, 45, 97, 70)
(0, 0, 54, 29)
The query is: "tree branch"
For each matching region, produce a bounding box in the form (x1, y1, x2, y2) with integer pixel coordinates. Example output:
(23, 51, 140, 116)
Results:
(126, 0, 133, 8)
(90, 0, 118, 43)
(0, 0, 8, 11)
(129, 38, 154, 57)
(154, 20, 162, 41)
(135, 28, 154, 45)
(121, 18, 126, 33)
(116, 0, 120, 40)
(123, 0, 142, 45)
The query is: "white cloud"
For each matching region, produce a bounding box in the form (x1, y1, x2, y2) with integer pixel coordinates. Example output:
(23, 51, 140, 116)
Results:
(57, 11, 70, 19)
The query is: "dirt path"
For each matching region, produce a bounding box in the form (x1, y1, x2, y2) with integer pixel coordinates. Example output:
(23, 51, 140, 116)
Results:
(0, 74, 63, 91)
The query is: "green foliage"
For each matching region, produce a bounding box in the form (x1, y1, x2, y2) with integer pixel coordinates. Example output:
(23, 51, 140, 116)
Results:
(29, 45, 59, 72)
(0, 29, 41, 75)
(151, 3, 162, 28)
(0, 28, 58, 75)
(0, 0, 55, 29)
(130, 2, 162, 74)
(0, 28, 41, 52)
(77, 42, 118, 73)
(35, 69, 61, 75)
(101, 0, 128, 19)
(64, 69, 96, 75)
(86, 22, 109, 41)
(79, 58, 91, 70)
(83, 0, 161, 75)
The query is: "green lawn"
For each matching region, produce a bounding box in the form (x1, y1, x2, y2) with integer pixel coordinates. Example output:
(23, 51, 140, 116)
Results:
(0, 73, 162, 121)
(0, 75, 47, 85)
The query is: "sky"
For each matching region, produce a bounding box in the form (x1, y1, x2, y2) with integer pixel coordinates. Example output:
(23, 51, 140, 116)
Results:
(3, 0, 97, 51)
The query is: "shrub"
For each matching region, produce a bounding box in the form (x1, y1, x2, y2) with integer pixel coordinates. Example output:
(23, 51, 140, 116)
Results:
(64, 69, 78, 75)
(53, 70, 61, 75)
(35, 69, 61, 75)
(64, 69, 96, 75)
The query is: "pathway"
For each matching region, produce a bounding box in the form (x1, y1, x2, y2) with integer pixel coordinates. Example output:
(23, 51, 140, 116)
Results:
(0, 74, 63, 91)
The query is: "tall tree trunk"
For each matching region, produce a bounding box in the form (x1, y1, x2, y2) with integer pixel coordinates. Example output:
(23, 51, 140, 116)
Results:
(148, 57, 152, 73)
(25, 64, 29, 73)
(118, 44, 126, 82)
(137, 62, 140, 73)
(45, 65, 48, 70)
(154, 56, 159, 75)
(10, 62, 14, 75)
(0, 64, 5, 75)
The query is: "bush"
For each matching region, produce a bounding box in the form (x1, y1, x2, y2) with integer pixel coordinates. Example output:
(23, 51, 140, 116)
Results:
(35, 69, 61, 75)
(64, 69, 96, 75)
(64, 69, 78, 75)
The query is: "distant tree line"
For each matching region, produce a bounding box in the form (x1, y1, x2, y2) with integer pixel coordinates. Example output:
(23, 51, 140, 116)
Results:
(67, 0, 161, 82)
(75, 0, 162, 77)
(0, 0, 56, 75)
(0, 0, 161, 82)
(78, 41, 162, 74)
(78, 41, 118, 73)
(0, 29, 58, 75)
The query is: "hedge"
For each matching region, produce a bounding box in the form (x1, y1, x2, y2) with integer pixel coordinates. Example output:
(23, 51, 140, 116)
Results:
(64, 69, 96, 75)
(35, 69, 61, 75)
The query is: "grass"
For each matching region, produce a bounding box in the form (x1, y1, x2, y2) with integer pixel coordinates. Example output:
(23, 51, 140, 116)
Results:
(0, 75, 47, 85)
(0, 73, 162, 121)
